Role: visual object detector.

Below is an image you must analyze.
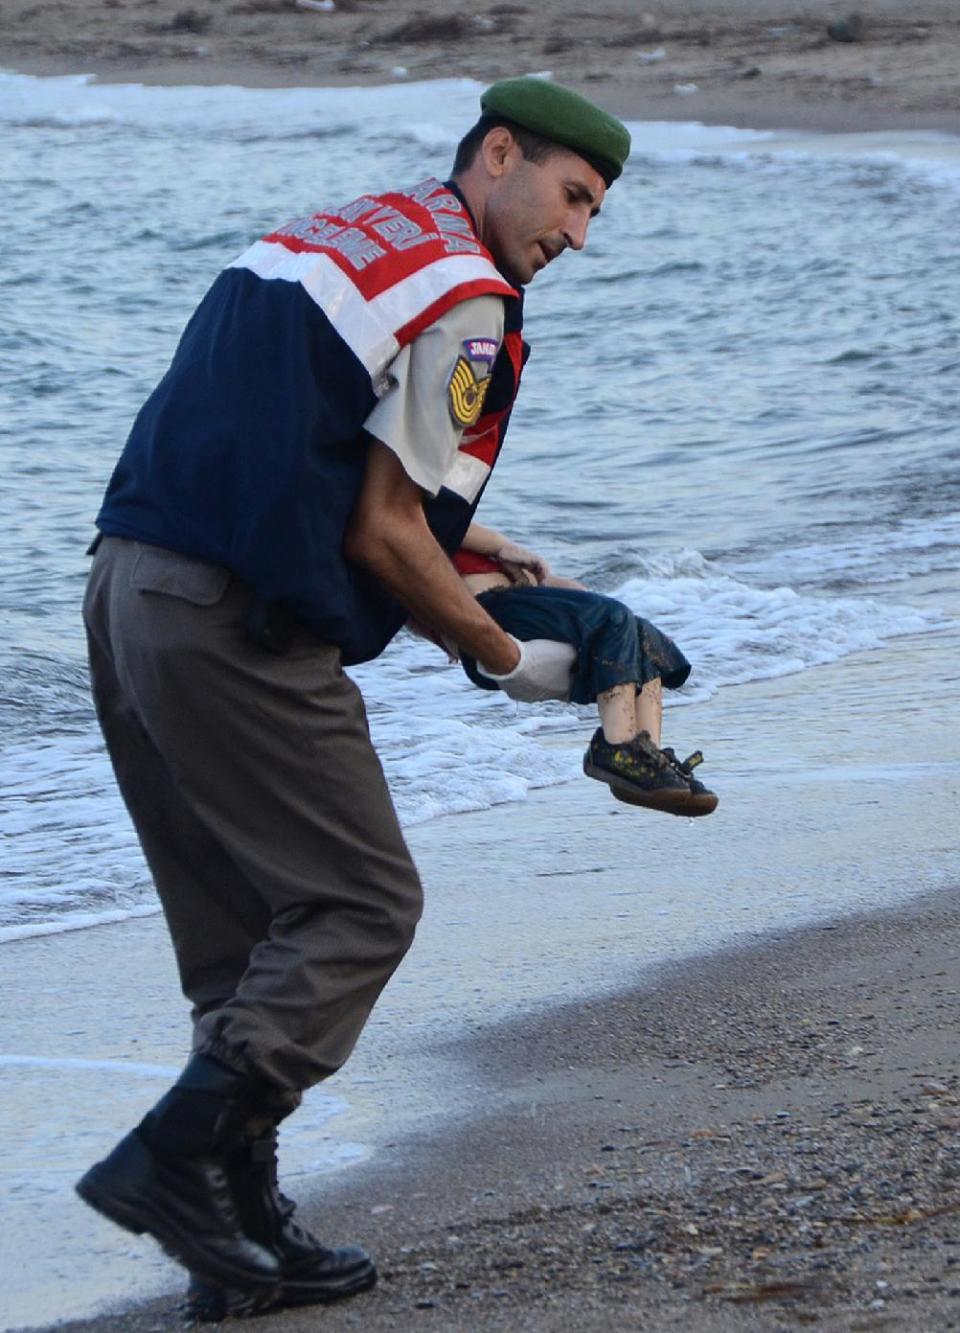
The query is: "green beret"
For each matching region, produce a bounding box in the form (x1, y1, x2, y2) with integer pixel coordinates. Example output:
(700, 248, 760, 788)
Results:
(480, 76, 630, 185)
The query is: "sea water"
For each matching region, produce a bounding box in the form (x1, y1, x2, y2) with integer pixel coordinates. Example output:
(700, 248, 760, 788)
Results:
(1, 71, 958, 940)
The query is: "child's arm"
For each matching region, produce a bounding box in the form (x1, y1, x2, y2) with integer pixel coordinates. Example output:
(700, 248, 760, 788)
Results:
(462, 521, 552, 586)
(461, 521, 511, 556)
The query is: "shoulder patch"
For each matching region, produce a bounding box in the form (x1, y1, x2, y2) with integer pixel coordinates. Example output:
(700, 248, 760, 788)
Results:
(463, 337, 499, 363)
(447, 339, 496, 427)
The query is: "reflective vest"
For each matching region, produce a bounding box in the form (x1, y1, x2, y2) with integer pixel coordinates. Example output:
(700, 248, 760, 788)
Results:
(97, 178, 525, 664)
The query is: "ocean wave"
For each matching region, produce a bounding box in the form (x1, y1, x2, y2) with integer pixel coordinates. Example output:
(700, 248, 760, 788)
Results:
(727, 513, 960, 591)
(0, 69, 484, 136)
(612, 561, 944, 700)
(630, 136, 960, 197)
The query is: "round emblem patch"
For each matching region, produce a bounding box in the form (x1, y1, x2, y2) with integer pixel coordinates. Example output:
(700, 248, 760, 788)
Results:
(447, 354, 492, 428)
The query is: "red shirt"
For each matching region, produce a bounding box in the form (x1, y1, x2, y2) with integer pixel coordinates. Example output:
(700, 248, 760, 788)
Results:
(452, 550, 504, 577)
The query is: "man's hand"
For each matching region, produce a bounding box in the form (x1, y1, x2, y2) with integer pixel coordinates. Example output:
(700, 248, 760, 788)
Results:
(477, 635, 575, 702)
(494, 541, 551, 586)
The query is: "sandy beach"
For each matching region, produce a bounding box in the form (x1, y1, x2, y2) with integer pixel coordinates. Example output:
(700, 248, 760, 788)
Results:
(7, 886, 960, 1331)
(3, 0, 960, 134)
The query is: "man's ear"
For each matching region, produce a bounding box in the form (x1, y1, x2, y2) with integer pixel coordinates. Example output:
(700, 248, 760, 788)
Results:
(480, 126, 516, 178)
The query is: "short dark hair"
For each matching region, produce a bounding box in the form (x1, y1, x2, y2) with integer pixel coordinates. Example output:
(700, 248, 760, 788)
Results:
(451, 114, 560, 176)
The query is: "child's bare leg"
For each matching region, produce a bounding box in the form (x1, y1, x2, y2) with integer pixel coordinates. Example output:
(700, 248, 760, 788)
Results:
(599, 678, 663, 746)
(597, 683, 639, 744)
(635, 677, 663, 747)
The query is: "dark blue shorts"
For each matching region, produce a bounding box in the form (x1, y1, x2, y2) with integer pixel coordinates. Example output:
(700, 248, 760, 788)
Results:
(461, 584, 691, 705)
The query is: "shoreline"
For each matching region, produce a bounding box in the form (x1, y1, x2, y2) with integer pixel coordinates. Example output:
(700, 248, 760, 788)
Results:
(13, 883, 960, 1332)
(5, 0, 960, 138)
(9, 55, 960, 138)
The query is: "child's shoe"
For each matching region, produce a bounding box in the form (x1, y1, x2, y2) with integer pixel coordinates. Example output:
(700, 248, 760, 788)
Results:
(660, 746, 719, 816)
(583, 729, 705, 815)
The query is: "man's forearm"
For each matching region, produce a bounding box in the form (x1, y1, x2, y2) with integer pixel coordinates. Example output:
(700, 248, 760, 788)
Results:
(345, 443, 521, 673)
(359, 529, 520, 672)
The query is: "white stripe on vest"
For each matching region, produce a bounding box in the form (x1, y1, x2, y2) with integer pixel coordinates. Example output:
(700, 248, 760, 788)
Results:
(441, 450, 491, 505)
(229, 241, 508, 392)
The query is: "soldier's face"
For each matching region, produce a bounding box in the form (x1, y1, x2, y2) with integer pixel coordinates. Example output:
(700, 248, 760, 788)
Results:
(483, 142, 606, 286)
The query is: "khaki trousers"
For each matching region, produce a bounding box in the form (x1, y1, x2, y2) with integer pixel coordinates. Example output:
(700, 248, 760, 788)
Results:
(83, 537, 423, 1092)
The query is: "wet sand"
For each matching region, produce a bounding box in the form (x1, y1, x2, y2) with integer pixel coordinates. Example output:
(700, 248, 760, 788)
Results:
(4, 0, 960, 135)
(9, 889, 960, 1332)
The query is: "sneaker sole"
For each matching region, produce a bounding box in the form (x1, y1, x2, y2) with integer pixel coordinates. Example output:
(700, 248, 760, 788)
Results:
(611, 785, 718, 816)
(76, 1166, 280, 1292)
(584, 757, 718, 816)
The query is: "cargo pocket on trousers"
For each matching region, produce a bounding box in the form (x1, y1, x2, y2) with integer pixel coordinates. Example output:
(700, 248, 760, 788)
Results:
(130, 545, 231, 605)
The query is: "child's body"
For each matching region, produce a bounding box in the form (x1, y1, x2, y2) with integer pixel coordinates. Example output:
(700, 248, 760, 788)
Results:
(452, 522, 717, 816)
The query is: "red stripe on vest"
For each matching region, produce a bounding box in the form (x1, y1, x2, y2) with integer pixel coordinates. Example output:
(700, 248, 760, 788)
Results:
(262, 180, 516, 307)
(394, 280, 515, 349)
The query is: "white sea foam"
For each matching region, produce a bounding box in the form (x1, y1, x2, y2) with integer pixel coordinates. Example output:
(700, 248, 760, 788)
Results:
(0, 69, 775, 152)
(0, 904, 162, 943)
(0, 69, 484, 135)
(612, 558, 945, 703)
(627, 124, 960, 191)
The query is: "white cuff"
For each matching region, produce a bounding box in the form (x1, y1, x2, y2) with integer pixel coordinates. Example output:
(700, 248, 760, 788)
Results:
(476, 635, 524, 682)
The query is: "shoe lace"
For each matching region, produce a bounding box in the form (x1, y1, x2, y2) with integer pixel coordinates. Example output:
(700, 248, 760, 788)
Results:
(251, 1135, 326, 1251)
(660, 746, 705, 776)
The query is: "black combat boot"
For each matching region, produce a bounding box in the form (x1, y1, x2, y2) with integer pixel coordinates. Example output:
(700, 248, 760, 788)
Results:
(186, 1126, 376, 1321)
(75, 1054, 281, 1294)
